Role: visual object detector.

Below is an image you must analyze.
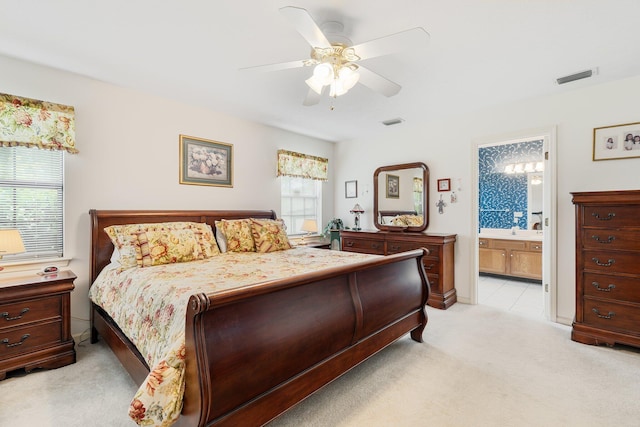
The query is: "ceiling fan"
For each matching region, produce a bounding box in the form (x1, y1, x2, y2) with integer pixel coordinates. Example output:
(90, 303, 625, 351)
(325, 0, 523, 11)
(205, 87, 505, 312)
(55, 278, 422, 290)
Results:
(242, 6, 430, 106)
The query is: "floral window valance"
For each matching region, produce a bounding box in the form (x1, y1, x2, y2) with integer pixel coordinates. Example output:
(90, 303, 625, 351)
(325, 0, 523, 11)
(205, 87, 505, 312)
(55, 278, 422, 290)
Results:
(0, 93, 78, 154)
(277, 149, 328, 181)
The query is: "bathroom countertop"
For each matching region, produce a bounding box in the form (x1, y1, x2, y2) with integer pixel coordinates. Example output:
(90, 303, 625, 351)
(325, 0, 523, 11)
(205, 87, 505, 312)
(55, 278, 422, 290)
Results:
(478, 228, 543, 242)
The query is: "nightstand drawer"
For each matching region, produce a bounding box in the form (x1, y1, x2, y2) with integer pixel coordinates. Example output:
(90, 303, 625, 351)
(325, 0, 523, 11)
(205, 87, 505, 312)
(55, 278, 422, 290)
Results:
(0, 319, 62, 360)
(0, 295, 62, 330)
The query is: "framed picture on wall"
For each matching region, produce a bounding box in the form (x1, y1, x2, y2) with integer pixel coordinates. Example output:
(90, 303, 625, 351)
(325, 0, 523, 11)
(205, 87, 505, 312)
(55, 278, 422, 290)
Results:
(437, 178, 451, 192)
(386, 174, 399, 198)
(593, 121, 640, 161)
(179, 134, 233, 187)
(345, 180, 357, 198)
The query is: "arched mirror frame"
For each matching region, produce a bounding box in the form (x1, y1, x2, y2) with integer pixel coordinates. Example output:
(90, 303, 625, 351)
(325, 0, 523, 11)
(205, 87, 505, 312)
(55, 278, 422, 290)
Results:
(373, 162, 429, 232)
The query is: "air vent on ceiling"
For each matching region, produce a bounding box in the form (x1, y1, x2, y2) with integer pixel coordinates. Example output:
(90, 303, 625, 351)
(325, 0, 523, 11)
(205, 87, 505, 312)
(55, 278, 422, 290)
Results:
(556, 68, 597, 85)
(382, 118, 404, 126)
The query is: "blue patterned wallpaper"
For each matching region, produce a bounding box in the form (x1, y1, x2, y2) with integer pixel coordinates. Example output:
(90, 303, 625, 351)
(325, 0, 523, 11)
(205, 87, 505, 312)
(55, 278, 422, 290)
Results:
(479, 140, 543, 230)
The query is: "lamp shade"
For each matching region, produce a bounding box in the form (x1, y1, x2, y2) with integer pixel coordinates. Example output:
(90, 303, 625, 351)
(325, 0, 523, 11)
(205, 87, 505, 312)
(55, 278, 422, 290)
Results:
(301, 219, 318, 233)
(0, 229, 25, 259)
(350, 203, 364, 214)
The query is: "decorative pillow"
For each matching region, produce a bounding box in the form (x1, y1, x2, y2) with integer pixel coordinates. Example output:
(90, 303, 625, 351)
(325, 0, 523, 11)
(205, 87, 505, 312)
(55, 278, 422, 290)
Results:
(391, 215, 423, 226)
(138, 228, 202, 267)
(249, 218, 292, 253)
(215, 219, 255, 252)
(104, 221, 220, 269)
(191, 223, 220, 257)
(104, 225, 143, 270)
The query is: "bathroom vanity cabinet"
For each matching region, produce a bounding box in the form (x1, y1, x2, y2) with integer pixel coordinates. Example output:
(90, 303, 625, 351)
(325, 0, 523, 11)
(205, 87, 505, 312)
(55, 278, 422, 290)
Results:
(479, 237, 542, 280)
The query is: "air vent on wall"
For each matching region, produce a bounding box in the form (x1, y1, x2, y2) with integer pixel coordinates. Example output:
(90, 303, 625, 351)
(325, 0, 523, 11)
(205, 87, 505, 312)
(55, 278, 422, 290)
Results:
(382, 118, 404, 126)
(556, 68, 597, 85)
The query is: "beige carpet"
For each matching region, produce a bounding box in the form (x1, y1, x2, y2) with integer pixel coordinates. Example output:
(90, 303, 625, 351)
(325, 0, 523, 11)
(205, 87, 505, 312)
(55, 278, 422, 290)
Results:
(2, 303, 639, 426)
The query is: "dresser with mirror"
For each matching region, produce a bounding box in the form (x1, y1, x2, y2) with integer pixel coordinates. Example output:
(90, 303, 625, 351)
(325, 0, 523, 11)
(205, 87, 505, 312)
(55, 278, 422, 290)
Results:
(340, 162, 457, 309)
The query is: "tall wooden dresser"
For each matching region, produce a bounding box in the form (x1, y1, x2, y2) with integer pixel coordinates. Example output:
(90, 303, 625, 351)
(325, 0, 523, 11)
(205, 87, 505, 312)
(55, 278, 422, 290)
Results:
(571, 190, 640, 347)
(340, 230, 457, 309)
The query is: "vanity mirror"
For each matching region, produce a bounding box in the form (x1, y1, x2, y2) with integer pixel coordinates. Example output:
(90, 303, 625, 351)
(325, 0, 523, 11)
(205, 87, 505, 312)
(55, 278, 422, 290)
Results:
(373, 162, 429, 232)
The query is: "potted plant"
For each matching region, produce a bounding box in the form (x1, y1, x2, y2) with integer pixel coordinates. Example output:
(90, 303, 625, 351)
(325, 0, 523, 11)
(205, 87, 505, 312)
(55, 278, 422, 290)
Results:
(323, 218, 345, 249)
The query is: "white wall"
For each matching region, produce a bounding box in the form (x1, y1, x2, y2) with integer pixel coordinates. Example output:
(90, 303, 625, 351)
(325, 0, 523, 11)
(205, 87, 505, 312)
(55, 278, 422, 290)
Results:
(0, 54, 335, 336)
(334, 75, 640, 325)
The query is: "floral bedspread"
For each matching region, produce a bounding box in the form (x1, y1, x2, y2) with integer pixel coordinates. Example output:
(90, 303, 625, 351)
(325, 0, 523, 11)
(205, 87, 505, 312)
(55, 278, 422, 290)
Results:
(89, 247, 379, 426)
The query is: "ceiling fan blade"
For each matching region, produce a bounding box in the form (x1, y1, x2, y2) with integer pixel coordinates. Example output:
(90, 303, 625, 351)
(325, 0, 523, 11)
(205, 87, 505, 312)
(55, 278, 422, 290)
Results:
(303, 88, 322, 106)
(239, 59, 308, 73)
(351, 27, 430, 61)
(357, 66, 401, 97)
(279, 6, 331, 49)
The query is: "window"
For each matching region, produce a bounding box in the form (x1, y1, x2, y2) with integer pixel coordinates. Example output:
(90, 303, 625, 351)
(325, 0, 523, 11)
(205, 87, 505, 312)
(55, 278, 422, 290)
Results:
(0, 146, 64, 260)
(280, 176, 322, 236)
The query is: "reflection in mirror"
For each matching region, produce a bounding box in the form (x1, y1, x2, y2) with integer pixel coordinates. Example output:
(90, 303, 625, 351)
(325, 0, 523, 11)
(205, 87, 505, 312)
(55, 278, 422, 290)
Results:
(374, 162, 429, 232)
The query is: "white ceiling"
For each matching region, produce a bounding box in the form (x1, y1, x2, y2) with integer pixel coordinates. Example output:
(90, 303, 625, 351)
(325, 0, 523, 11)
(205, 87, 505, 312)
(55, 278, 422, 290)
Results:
(1, 1, 639, 142)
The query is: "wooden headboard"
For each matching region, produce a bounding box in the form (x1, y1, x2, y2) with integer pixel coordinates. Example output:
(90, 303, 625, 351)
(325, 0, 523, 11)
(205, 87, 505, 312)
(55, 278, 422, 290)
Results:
(88, 209, 277, 284)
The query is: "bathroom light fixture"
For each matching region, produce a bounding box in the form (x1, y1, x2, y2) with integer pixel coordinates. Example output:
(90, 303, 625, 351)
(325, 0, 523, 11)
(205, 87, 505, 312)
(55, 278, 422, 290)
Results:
(503, 162, 544, 174)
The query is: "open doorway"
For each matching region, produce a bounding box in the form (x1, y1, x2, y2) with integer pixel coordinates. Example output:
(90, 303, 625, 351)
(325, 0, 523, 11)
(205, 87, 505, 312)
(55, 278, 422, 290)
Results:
(473, 128, 557, 321)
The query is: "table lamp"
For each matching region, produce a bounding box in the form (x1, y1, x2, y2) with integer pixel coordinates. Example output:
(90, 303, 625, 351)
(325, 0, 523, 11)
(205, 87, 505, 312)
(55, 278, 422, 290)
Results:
(300, 219, 318, 245)
(0, 229, 26, 260)
(350, 203, 364, 231)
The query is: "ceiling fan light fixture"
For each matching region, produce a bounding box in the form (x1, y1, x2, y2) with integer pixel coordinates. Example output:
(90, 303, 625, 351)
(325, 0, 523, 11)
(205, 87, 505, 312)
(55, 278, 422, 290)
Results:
(313, 62, 334, 85)
(338, 66, 360, 91)
(305, 76, 324, 95)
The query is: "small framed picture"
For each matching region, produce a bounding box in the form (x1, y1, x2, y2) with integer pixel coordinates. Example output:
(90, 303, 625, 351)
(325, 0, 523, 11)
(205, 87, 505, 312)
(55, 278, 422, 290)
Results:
(386, 174, 399, 198)
(345, 180, 357, 198)
(593, 121, 640, 161)
(437, 178, 451, 192)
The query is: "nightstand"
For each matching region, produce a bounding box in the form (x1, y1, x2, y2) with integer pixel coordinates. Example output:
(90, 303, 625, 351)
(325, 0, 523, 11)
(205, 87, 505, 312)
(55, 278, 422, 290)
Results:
(0, 270, 76, 380)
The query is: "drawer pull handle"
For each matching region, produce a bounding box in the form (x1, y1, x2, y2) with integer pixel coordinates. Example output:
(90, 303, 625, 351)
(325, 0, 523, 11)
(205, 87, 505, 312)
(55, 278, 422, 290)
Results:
(591, 212, 615, 221)
(345, 241, 354, 247)
(591, 235, 615, 244)
(1, 308, 30, 321)
(2, 334, 30, 348)
(424, 263, 435, 271)
(592, 282, 615, 292)
(371, 243, 380, 249)
(591, 258, 615, 267)
(591, 308, 615, 320)
(390, 245, 400, 251)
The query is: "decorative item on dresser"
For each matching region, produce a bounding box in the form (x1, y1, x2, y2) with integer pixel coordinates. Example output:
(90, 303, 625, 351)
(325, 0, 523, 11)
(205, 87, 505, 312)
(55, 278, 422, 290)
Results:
(571, 190, 640, 348)
(0, 270, 76, 380)
(340, 230, 457, 309)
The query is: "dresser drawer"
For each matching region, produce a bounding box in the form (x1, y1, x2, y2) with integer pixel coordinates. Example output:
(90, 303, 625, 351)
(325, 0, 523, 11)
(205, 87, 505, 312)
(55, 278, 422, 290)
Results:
(582, 298, 640, 334)
(387, 240, 438, 257)
(422, 259, 440, 276)
(581, 229, 640, 251)
(0, 320, 63, 360)
(582, 250, 640, 274)
(342, 237, 385, 255)
(583, 273, 640, 303)
(583, 205, 639, 227)
(0, 295, 62, 330)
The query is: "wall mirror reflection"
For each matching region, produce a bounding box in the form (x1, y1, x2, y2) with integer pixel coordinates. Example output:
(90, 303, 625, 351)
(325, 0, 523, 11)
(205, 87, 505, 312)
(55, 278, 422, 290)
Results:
(374, 162, 429, 232)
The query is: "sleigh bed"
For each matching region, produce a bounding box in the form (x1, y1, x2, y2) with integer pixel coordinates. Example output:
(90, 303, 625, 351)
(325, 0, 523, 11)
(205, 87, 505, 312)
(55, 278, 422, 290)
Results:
(89, 209, 430, 426)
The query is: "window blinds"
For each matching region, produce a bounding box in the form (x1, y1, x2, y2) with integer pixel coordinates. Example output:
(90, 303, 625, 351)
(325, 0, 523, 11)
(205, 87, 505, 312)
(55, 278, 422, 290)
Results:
(0, 146, 63, 260)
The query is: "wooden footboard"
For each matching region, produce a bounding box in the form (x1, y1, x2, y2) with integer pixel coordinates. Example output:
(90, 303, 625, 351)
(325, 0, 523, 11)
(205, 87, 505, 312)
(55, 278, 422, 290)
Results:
(179, 249, 429, 427)
(88, 210, 429, 427)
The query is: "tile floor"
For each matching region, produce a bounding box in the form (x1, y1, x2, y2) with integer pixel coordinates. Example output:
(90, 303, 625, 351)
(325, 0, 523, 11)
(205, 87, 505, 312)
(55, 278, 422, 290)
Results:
(478, 274, 544, 319)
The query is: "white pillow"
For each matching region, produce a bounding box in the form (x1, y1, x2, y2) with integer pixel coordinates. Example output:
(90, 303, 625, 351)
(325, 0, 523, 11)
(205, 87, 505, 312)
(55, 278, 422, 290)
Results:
(215, 226, 227, 253)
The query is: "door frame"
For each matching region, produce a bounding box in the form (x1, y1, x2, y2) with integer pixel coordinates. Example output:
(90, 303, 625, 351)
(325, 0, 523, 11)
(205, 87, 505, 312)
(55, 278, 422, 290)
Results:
(470, 126, 557, 321)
